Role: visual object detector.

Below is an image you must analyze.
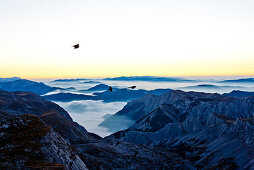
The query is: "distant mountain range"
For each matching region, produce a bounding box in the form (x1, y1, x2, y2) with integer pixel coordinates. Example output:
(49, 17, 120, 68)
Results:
(104, 76, 196, 82)
(52, 78, 90, 82)
(219, 78, 254, 83)
(1, 77, 254, 102)
(183, 84, 243, 89)
(82, 80, 101, 84)
(181, 84, 245, 91)
(51, 76, 254, 83)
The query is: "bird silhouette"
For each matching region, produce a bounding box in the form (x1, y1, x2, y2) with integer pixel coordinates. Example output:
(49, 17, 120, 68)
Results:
(129, 86, 136, 89)
(133, 151, 138, 157)
(108, 86, 113, 92)
(72, 44, 79, 49)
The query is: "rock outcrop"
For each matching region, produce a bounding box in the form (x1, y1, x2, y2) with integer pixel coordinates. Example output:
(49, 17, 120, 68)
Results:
(107, 90, 254, 168)
(0, 114, 88, 169)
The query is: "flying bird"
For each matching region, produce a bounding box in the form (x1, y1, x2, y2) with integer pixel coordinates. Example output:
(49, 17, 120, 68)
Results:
(72, 44, 79, 49)
(108, 86, 113, 92)
(129, 86, 136, 89)
(133, 151, 138, 157)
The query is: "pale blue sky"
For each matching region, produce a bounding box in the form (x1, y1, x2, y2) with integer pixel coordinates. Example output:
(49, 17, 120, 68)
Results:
(0, 0, 254, 78)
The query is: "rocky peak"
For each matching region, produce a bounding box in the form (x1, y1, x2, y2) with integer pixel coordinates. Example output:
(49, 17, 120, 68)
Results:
(0, 114, 88, 169)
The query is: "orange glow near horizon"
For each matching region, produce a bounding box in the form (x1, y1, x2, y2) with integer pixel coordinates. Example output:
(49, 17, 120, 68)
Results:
(1, 61, 254, 79)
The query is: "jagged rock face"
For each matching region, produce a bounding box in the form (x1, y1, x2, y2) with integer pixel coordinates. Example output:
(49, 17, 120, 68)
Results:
(101, 90, 233, 131)
(40, 125, 88, 170)
(99, 93, 165, 131)
(108, 90, 254, 135)
(107, 90, 254, 168)
(157, 119, 254, 169)
(0, 114, 88, 169)
(0, 90, 72, 120)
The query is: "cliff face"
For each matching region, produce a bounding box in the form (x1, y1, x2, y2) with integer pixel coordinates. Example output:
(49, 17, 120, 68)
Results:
(0, 114, 88, 169)
(107, 90, 254, 168)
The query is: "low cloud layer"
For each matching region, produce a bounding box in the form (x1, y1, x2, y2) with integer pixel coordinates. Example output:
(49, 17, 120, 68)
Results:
(56, 100, 126, 137)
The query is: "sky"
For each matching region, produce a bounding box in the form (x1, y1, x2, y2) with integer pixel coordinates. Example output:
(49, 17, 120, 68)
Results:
(0, 0, 254, 79)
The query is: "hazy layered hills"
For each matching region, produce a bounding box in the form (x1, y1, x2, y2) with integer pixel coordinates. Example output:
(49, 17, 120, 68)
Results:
(0, 77, 21, 82)
(219, 78, 254, 83)
(52, 78, 90, 82)
(0, 79, 60, 95)
(181, 84, 244, 90)
(104, 76, 196, 82)
(44, 84, 172, 102)
(52, 76, 196, 82)
(50, 76, 254, 85)
(1, 77, 254, 99)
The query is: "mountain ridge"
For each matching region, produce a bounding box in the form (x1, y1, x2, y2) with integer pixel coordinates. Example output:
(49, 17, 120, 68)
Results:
(106, 90, 254, 168)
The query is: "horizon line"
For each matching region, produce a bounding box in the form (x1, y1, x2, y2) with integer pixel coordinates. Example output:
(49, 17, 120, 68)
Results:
(1, 74, 254, 80)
